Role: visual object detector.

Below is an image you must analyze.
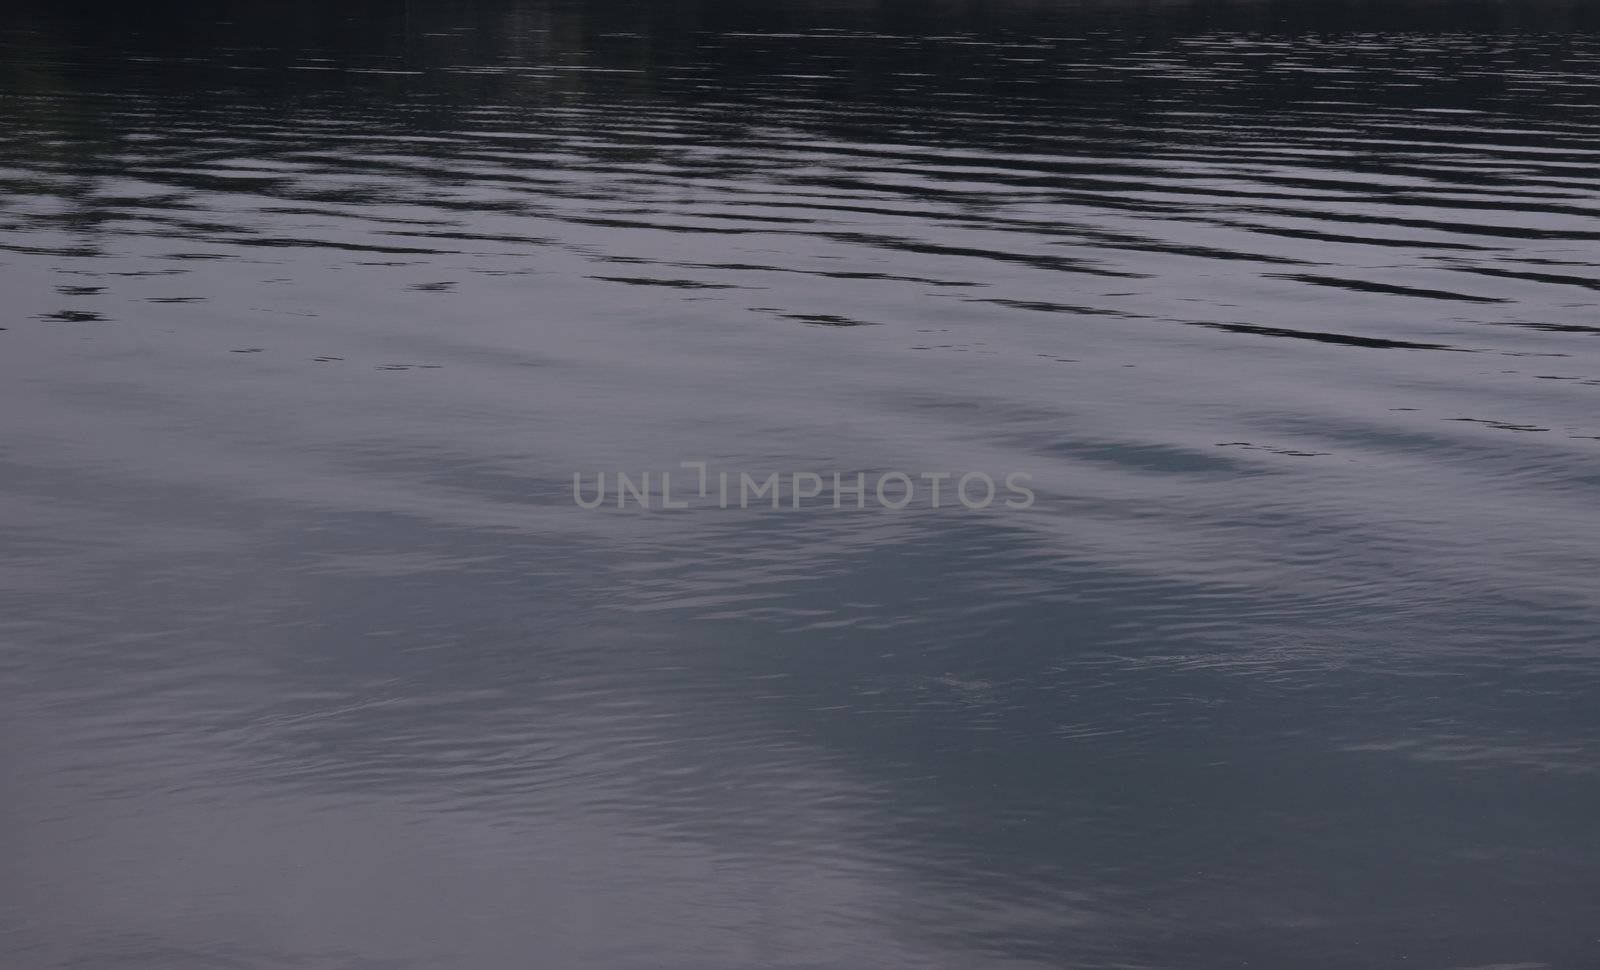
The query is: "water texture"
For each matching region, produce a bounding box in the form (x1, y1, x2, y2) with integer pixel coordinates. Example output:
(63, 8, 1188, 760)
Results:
(1, 1, 1598, 967)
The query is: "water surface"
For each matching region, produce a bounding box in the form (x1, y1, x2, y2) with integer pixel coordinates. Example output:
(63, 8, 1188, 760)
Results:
(2, 1, 1598, 967)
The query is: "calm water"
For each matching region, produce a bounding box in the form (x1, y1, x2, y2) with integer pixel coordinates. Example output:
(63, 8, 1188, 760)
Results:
(2, 0, 1599, 966)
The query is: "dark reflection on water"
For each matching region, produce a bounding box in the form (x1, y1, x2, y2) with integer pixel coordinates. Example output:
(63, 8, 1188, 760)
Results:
(2, 0, 1599, 967)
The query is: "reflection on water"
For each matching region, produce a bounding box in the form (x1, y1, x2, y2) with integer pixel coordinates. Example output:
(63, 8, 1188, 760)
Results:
(2, 0, 1598, 967)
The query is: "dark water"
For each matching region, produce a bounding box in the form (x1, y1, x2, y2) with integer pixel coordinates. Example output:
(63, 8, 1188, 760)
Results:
(2, 0, 1599, 966)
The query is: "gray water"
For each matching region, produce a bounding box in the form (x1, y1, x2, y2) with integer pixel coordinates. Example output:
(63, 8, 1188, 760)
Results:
(2, 0, 1598, 967)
